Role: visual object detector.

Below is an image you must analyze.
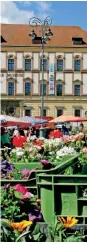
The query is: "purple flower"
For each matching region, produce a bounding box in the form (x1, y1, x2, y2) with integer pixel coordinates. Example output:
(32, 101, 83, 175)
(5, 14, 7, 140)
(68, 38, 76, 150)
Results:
(1, 160, 14, 177)
(28, 208, 43, 222)
(21, 169, 30, 177)
(40, 160, 52, 169)
(40, 160, 49, 165)
(21, 168, 36, 178)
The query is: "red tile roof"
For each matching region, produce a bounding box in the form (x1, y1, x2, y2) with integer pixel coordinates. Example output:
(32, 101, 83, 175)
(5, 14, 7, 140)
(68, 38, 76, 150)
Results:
(1, 24, 87, 47)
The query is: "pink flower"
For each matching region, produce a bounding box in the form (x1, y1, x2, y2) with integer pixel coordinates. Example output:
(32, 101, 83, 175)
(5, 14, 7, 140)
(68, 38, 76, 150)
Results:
(82, 147, 87, 153)
(14, 184, 28, 195)
(36, 199, 41, 205)
(21, 192, 34, 200)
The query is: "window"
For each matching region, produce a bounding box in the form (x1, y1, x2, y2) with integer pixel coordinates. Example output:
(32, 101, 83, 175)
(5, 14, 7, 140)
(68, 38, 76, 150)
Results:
(25, 59, 31, 71)
(25, 109, 31, 116)
(74, 109, 80, 117)
(25, 83, 31, 95)
(56, 84, 62, 96)
(8, 82, 14, 95)
(57, 109, 63, 117)
(8, 59, 14, 71)
(40, 84, 46, 96)
(57, 59, 63, 71)
(40, 109, 47, 116)
(72, 38, 83, 45)
(40, 59, 47, 71)
(74, 84, 80, 96)
(74, 59, 81, 71)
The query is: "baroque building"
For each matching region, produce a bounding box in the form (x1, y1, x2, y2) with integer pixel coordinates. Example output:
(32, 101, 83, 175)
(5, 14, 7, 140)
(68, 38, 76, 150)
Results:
(1, 24, 87, 118)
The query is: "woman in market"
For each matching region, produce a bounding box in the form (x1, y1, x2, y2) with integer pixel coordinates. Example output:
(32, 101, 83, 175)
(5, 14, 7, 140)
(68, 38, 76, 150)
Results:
(49, 127, 63, 139)
(12, 128, 27, 148)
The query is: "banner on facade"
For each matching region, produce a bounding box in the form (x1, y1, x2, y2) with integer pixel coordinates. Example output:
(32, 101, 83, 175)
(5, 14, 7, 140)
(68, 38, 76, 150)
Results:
(49, 63, 54, 95)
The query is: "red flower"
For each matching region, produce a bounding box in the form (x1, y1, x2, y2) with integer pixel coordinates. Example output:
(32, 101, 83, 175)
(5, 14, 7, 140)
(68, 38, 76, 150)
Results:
(12, 136, 26, 148)
(14, 184, 28, 195)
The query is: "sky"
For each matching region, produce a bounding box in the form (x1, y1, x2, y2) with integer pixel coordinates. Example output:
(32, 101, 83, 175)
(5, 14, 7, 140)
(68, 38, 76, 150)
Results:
(1, 1, 87, 31)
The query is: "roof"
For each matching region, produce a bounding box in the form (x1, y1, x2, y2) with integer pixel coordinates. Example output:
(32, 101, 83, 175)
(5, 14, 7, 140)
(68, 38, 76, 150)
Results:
(1, 24, 87, 47)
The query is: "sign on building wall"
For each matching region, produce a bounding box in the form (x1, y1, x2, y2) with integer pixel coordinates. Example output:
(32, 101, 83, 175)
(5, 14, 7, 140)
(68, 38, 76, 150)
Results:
(49, 63, 55, 95)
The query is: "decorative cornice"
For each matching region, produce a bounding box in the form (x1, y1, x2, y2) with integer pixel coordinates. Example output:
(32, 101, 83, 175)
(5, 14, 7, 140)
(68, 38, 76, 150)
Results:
(24, 55, 32, 59)
(24, 77, 33, 82)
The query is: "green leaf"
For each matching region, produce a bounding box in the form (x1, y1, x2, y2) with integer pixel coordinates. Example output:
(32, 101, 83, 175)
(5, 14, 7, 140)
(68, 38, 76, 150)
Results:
(14, 191, 22, 199)
(15, 230, 30, 242)
(33, 232, 41, 240)
(32, 223, 40, 235)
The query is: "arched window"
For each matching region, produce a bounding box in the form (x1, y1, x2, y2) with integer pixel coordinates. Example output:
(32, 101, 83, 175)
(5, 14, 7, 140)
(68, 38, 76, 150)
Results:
(25, 82, 31, 95)
(57, 55, 63, 71)
(74, 84, 80, 96)
(56, 83, 63, 96)
(8, 82, 14, 95)
(74, 55, 81, 71)
(8, 56, 15, 71)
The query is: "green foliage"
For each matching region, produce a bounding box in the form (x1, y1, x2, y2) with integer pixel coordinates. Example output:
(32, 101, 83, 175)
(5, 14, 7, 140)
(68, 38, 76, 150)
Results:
(78, 152, 87, 164)
(1, 187, 26, 221)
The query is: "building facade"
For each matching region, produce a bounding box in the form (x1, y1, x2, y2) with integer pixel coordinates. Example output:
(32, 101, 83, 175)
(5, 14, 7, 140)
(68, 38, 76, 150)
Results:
(1, 24, 87, 118)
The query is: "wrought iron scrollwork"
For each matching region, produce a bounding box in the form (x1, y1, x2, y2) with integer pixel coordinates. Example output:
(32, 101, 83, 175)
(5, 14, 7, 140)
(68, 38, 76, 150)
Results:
(29, 16, 52, 27)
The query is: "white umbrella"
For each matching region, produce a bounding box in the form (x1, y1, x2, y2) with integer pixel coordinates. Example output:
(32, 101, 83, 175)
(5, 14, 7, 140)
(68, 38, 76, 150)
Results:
(0, 115, 30, 126)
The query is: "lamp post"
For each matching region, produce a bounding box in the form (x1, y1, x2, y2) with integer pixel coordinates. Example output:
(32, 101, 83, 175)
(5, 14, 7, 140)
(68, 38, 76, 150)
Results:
(29, 16, 53, 137)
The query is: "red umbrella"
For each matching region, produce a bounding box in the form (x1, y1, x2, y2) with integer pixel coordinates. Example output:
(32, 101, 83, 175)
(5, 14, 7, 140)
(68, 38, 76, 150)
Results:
(49, 115, 87, 123)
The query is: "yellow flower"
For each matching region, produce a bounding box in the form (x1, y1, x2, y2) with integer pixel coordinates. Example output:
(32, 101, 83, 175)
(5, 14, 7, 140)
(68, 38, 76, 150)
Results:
(58, 216, 78, 228)
(9, 220, 32, 232)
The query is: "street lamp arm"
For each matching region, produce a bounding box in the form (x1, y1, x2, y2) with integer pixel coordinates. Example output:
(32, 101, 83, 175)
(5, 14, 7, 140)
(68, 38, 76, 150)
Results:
(29, 17, 42, 26)
(44, 16, 52, 27)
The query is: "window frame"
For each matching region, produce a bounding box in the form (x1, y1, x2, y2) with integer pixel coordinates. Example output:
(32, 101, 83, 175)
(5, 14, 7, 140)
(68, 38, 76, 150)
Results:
(56, 83, 63, 96)
(25, 109, 31, 116)
(56, 109, 63, 117)
(25, 82, 31, 96)
(25, 58, 31, 71)
(57, 59, 63, 71)
(74, 84, 80, 96)
(74, 59, 81, 71)
(8, 58, 14, 71)
(8, 82, 14, 96)
(74, 109, 81, 117)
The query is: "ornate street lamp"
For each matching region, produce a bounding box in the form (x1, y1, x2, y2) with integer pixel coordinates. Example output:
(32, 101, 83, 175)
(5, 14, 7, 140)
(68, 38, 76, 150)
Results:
(29, 16, 53, 137)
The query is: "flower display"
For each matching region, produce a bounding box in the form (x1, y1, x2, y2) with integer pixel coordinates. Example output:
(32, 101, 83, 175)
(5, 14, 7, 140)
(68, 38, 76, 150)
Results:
(9, 220, 32, 232)
(56, 146, 77, 158)
(58, 216, 78, 228)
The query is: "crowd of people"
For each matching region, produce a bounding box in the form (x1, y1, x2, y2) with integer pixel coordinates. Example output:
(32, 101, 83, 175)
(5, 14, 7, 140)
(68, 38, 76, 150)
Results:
(0, 122, 86, 149)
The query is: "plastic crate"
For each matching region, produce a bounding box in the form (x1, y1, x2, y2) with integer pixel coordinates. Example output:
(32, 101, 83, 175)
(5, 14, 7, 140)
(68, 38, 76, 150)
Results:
(1, 155, 78, 190)
(37, 156, 87, 224)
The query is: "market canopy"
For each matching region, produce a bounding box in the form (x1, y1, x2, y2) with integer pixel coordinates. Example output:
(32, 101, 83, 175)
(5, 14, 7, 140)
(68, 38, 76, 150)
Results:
(0, 115, 30, 126)
(20, 116, 48, 125)
(49, 115, 87, 123)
